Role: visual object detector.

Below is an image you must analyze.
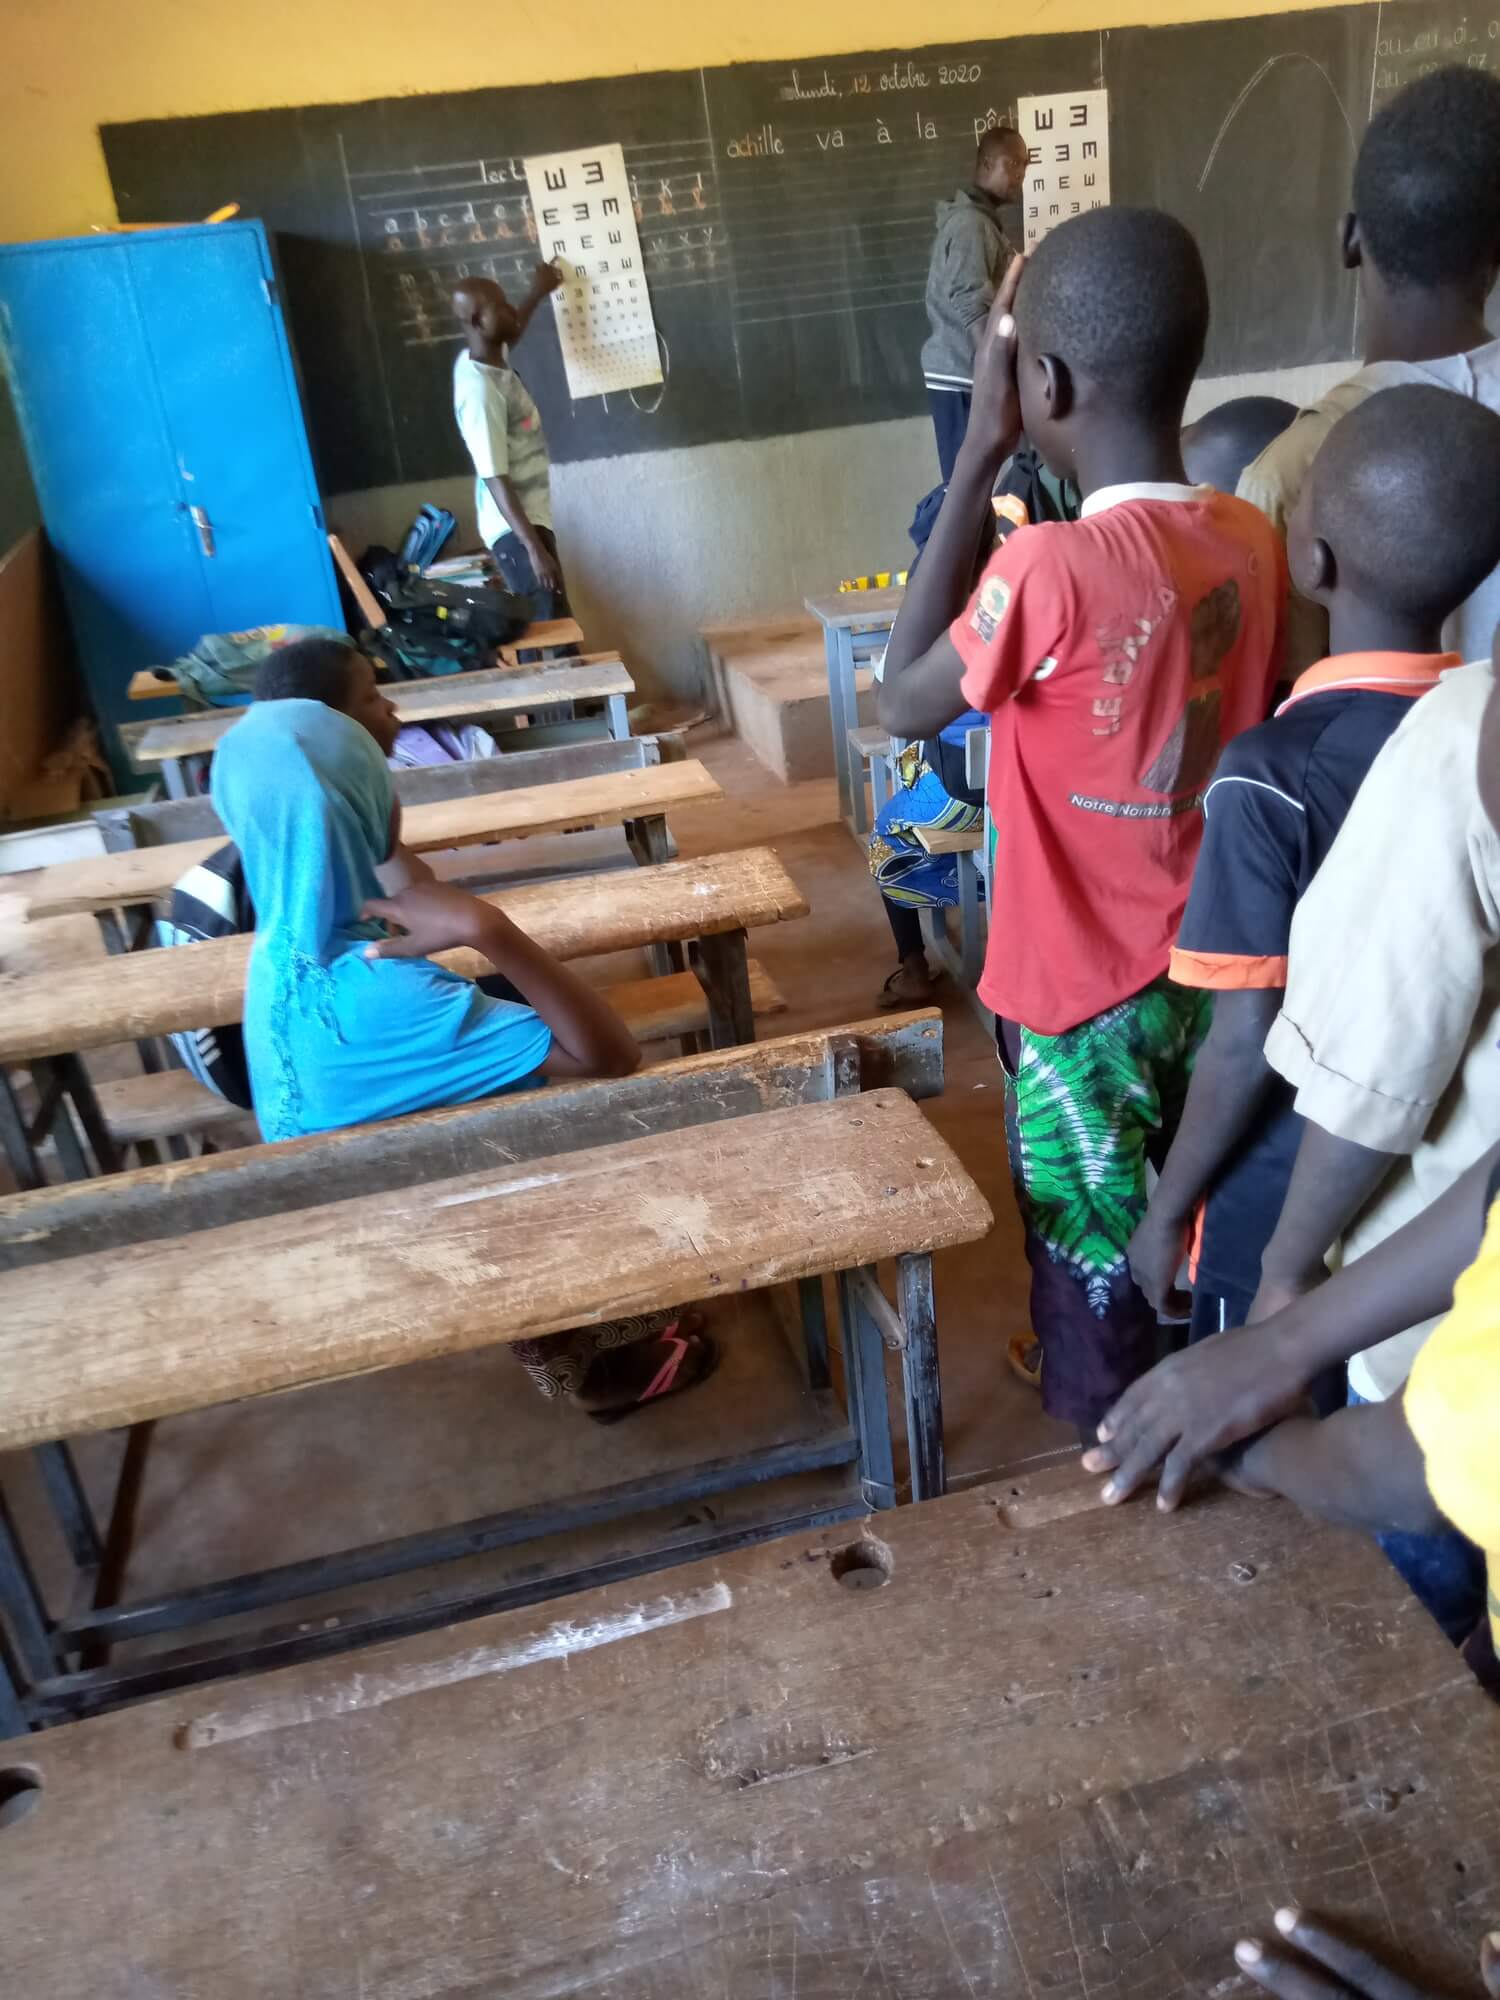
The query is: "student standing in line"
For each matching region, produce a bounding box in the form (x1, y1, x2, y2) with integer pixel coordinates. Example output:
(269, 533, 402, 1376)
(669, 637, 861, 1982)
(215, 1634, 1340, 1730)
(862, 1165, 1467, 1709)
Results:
(920, 126, 1030, 483)
(451, 266, 570, 619)
(878, 208, 1285, 1436)
(1128, 387, 1500, 1348)
(1179, 396, 1297, 497)
(1087, 613, 1500, 1638)
(1087, 643, 1500, 1675)
(1238, 64, 1500, 674)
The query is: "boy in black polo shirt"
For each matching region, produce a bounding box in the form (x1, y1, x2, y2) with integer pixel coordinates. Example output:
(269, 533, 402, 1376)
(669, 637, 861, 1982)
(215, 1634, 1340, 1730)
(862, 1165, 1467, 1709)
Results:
(1128, 383, 1500, 1339)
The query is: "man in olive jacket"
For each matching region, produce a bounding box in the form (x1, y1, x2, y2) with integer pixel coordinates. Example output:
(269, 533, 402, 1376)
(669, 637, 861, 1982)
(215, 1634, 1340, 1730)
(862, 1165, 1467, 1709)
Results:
(920, 126, 1029, 480)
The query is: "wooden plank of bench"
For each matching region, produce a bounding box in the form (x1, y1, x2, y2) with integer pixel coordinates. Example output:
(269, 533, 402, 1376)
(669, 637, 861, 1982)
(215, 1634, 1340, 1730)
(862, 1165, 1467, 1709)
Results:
(0, 1013, 941, 1269)
(0, 848, 807, 1063)
(95, 1072, 249, 1144)
(328, 533, 389, 629)
(94, 961, 786, 1145)
(804, 585, 905, 633)
(0, 1088, 989, 1448)
(28, 762, 724, 920)
(497, 616, 584, 663)
(914, 823, 982, 855)
(126, 669, 188, 701)
(119, 661, 635, 765)
(3, 1476, 1480, 1999)
(847, 724, 891, 762)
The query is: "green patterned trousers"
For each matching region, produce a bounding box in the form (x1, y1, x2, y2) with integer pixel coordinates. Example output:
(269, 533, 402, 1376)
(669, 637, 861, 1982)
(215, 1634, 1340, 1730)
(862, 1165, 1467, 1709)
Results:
(1000, 976, 1212, 1431)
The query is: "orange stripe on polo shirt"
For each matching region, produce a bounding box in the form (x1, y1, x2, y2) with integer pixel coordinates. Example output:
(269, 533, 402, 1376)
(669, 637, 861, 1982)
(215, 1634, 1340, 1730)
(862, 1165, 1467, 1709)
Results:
(1169, 947, 1289, 990)
(1275, 650, 1460, 716)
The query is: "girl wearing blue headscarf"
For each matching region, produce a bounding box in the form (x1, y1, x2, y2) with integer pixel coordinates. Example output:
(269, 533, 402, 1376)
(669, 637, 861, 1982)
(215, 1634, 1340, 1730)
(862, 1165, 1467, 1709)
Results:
(211, 688, 715, 1417)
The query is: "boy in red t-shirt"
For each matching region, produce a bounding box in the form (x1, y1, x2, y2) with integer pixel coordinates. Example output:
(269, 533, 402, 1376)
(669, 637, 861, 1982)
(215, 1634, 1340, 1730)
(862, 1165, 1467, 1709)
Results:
(878, 206, 1287, 1436)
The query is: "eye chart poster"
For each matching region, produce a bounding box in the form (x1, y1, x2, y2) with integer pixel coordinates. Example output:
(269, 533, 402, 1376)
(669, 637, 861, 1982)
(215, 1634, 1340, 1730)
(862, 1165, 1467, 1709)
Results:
(1017, 90, 1111, 253)
(523, 142, 663, 400)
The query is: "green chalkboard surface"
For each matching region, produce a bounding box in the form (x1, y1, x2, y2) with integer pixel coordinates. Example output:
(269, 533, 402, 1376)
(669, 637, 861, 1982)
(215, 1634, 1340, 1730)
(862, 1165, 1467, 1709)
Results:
(100, 1, 1492, 492)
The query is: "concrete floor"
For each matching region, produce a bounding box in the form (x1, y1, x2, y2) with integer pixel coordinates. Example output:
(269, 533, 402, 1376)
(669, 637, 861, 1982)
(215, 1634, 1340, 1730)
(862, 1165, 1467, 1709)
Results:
(1, 729, 1075, 1667)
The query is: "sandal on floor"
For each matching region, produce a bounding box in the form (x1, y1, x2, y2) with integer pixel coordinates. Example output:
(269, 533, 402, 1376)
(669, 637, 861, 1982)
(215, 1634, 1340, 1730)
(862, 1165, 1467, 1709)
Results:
(587, 1327, 719, 1425)
(878, 965, 941, 1010)
(1007, 1332, 1042, 1392)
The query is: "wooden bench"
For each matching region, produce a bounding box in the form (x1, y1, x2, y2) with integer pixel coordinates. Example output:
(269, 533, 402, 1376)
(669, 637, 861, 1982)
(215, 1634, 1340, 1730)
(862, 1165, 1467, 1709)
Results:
(91, 959, 786, 1159)
(118, 659, 637, 796)
(3, 1469, 1484, 1991)
(847, 722, 896, 818)
(95, 732, 687, 852)
(805, 586, 904, 837)
(26, 761, 724, 922)
(0, 1013, 982, 1725)
(497, 615, 584, 665)
(0, 849, 808, 1189)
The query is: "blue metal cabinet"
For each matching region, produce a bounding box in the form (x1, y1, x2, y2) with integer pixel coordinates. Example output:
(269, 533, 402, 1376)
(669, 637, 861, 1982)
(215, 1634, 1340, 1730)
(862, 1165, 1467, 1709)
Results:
(0, 221, 340, 775)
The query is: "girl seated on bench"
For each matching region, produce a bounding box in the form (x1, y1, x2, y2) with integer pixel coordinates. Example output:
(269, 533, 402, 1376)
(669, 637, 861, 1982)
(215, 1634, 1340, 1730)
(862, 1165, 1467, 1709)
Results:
(207, 641, 715, 1421)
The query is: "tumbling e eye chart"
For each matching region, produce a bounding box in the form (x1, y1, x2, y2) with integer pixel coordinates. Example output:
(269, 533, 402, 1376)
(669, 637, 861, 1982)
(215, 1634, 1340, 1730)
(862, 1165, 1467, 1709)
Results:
(1017, 89, 1111, 252)
(522, 142, 664, 400)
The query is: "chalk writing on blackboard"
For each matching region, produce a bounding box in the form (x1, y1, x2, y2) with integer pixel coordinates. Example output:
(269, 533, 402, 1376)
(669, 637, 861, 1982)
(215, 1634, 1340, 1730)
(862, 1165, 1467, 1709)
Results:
(1371, 10, 1500, 108)
(349, 137, 724, 352)
(1198, 53, 1357, 191)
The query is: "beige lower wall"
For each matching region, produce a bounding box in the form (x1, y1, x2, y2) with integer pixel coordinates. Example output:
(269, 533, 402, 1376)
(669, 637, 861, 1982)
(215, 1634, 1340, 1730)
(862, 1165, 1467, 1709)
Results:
(326, 358, 1349, 704)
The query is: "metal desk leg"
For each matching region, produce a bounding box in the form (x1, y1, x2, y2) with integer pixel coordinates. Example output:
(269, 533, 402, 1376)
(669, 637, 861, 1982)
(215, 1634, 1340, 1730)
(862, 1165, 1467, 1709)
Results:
(161, 757, 190, 801)
(955, 851, 984, 988)
(832, 627, 868, 837)
(869, 745, 894, 819)
(837, 1270, 896, 1510)
(625, 813, 670, 868)
(897, 1253, 945, 1501)
(797, 1275, 832, 1391)
(0, 1072, 43, 1193)
(34, 1445, 103, 1572)
(56, 1056, 121, 1176)
(0, 1639, 29, 1740)
(626, 815, 688, 977)
(27, 1062, 91, 1181)
(0, 1491, 59, 1692)
(605, 692, 630, 740)
(690, 929, 755, 1047)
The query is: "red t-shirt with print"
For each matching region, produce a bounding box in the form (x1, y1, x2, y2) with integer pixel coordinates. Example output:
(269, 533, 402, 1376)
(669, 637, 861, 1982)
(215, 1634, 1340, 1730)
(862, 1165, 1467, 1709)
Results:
(952, 484, 1286, 1034)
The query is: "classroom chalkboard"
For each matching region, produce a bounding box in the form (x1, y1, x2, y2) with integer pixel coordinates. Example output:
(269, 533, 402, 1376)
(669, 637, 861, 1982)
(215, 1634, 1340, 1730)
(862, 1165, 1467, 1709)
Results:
(99, 0, 1497, 495)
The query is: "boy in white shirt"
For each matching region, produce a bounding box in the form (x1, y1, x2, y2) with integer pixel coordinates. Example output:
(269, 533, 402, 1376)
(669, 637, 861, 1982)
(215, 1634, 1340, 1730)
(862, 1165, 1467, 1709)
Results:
(451, 266, 569, 617)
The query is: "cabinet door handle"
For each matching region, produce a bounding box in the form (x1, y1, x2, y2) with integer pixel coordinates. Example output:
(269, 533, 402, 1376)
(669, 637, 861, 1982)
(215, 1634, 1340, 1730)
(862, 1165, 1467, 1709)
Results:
(189, 505, 216, 558)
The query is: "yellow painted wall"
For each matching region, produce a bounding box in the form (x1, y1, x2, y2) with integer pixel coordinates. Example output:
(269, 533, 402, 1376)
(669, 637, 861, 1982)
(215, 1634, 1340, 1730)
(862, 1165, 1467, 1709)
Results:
(3, 0, 1373, 244)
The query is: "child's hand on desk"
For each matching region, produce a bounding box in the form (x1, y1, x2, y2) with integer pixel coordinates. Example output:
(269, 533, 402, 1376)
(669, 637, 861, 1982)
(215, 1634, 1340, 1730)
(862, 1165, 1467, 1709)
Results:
(361, 882, 505, 960)
(966, 254, 1025, 461)
(1081, 1325, 1306, 1510)
(1234, 1905, 1500, 2000)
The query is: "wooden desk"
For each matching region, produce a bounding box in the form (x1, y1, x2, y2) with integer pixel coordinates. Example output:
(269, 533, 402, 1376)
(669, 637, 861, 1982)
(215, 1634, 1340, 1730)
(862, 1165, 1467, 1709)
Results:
(0, 1089, 983, 1450)
(0, 848, 806, 1067)
(805, 587, 904, 839)
(119, 659, 636, 795)
(0, 1041, 977, 1721)
(27, 761, 723, 921)
(1, 1470, 1491, 1994)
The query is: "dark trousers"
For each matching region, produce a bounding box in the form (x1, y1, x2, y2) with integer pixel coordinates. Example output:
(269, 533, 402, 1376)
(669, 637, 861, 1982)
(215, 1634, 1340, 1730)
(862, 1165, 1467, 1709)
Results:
(492, 523, 571, 622)
(928, 387, 973, 484)
(1190, 1268, 1345, 1412)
